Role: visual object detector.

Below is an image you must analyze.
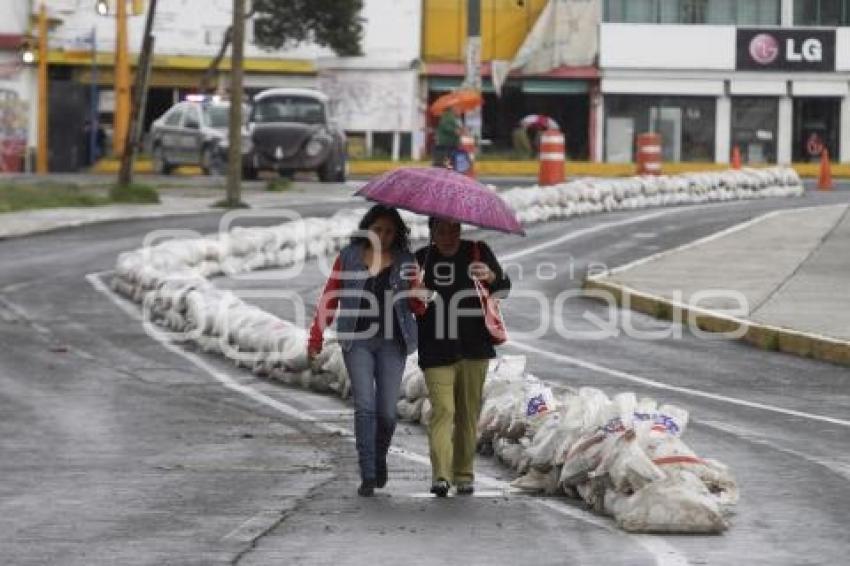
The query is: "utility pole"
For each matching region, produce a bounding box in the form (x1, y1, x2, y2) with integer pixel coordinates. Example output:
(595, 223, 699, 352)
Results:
(112, 0, 130, 156)
(464, 0, 483, 142)
(119, 0, 158, 187)
(225, 0, 247, 207)
(36, 3, 48, 174)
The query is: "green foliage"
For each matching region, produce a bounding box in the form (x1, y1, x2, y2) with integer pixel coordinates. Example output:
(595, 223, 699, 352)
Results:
(252, 0, 364, 56)
(0, 182, 109, 213)
(109, 183, 160, 204)
(266, 177, 292, 192)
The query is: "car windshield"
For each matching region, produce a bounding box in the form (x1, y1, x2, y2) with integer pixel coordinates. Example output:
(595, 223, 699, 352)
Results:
(203, 104, 230, 128)
(252, 96, 324, 125)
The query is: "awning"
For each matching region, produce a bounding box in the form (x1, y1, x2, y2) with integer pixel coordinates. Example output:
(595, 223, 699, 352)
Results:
(429, 76, 589, 95)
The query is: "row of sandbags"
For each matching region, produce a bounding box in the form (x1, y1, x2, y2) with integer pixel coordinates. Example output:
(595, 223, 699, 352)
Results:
(108, 169, 786, 533)
(502, 167, 803, 223)
(114, 167, 803, 304)
(397, 355, 737, 533)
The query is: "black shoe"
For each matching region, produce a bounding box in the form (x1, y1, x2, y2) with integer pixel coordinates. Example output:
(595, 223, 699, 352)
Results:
(430, 479, 450, 498)
(375, 458, 388, 489)
(358, 479, 376, 497)
(456, 481, 474, 496)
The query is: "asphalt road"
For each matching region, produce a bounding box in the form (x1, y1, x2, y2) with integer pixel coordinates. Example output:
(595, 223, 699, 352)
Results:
(1, 182, 848, 565)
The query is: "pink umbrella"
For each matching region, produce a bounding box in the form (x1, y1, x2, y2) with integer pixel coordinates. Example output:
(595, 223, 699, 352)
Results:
(520, 114, 559, 131)
(355, 167, 525, 236)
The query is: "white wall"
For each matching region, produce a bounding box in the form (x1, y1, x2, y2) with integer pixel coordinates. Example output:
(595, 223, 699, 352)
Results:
(600, 23, 735, 71)
(0, 1, 28, 35)
(40, 0, 420, 63)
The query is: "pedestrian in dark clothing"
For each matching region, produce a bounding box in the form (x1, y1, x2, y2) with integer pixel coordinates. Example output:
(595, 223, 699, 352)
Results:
(432, 107, 462, 167)
(414, 218, 511, 497)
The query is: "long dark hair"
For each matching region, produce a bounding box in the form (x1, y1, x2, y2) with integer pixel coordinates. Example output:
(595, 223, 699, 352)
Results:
(350, 204, 411, 253)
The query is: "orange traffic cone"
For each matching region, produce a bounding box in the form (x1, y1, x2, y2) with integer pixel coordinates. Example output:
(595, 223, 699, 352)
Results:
(818, 148, 833, 191)
(731, 145, 742, 169)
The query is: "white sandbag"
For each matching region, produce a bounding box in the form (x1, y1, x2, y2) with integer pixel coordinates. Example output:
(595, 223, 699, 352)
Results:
(611, 470, 728, 533)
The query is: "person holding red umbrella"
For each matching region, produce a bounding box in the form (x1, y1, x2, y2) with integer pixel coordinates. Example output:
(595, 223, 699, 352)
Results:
(433, 107, 462, 167)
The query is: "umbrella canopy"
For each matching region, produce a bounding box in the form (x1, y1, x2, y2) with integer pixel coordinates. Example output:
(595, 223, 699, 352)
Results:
(520, 114, 560, 131)
(429, 89, 483, 117)
(355, 167, 525, 236)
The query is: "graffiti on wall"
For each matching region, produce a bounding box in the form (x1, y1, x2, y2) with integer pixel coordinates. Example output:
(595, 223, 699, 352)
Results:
(0, 88, 29, 173)
(318, 69, 417, 133)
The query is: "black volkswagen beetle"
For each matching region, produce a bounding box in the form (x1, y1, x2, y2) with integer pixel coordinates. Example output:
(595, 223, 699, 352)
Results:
(243, 88, 347, 182)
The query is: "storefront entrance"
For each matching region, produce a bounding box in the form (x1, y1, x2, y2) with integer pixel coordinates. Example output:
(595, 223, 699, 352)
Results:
(793, 97, 841, 162)
(731, 97, 778, 164)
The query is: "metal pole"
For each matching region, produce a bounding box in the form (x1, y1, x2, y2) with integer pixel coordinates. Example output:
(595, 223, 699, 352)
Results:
(119, 0, 158, 186)
(465, 0, 483, 142)
(36, 3, 48, 174)
(225, 0, 246, 207)
(112, 0, 130, 156)
(90, 25, 98, 167)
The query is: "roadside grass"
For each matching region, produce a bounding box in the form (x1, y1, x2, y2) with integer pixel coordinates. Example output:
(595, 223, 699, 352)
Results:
(0, 182, 109, 213)
(109, 182, 160, 204)
(265, 177, 292, 192)
(0, 181, 160, 213)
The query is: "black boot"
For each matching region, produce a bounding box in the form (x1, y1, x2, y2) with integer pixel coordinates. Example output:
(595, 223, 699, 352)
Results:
(358, 478, 376, 497)
(375, 456, 388, 488)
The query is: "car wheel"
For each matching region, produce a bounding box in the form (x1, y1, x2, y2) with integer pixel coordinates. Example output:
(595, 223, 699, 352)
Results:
(317, 156, 340, 183)
(152, 145, 172, 175)
(242, 165, 259, 181)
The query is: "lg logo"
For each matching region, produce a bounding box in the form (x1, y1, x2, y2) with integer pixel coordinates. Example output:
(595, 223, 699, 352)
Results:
(749, 33, 779, 65)
(749, 33, 823, 65)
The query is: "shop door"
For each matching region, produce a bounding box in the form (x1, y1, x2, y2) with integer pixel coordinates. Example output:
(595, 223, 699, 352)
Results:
(793, 98, 840, 162)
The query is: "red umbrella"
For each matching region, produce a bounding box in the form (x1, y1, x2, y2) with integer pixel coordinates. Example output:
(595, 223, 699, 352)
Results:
(430, 89, 483, 117)
(520, 114, 560, 131)
(355, 167, 525, 236)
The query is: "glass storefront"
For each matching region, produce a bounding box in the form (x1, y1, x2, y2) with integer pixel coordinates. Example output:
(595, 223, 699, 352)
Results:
(795, 0, 850, 25)
(793, 98, 841, 162)
(605, 0, 780, 24)
(605, 95, 715, 162)
(731, 97, 778, 164)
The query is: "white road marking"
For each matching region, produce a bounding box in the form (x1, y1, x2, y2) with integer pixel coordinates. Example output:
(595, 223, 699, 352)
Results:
(501, 209, 675, 262)
(86, 271, 689, 566)
(507, 339, 850, 429)
(221, 510, 285, 543)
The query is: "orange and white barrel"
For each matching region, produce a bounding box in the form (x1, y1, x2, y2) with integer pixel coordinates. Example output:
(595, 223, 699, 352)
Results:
(538, 129, 565, 186)
(636, 133, 662, 176)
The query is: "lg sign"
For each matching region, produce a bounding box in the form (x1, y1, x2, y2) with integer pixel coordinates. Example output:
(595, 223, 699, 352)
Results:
(737, 29, 834, 71)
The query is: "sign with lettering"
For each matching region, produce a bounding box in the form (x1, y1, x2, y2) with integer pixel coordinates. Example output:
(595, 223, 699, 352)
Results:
(737, 29, 835, 72)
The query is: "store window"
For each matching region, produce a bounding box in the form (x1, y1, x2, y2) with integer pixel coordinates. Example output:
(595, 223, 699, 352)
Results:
(731, 98, 778, 164)
(795, 0, 850, 25)
(793, 98, 841, 162)
(605, 0, 779, 24)
(605, 96, 715, 162)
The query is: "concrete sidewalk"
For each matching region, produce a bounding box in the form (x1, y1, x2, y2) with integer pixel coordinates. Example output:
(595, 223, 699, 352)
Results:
(0, 183, 357, 240)
(586, 204, 850, 365)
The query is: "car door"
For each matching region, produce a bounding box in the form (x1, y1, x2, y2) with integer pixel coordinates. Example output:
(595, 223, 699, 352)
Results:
(180, 104, 203, 164)
(158, 105, 184, 163)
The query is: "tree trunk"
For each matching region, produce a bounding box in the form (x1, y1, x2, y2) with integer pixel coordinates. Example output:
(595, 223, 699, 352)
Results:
(225, 0, 246, 207)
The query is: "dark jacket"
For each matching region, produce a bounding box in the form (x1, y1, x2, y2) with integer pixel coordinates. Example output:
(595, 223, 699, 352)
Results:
(415, 239, 510, 369)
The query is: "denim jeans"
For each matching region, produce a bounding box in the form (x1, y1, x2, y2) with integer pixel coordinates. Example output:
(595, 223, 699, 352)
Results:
(342, 337, 406, 481)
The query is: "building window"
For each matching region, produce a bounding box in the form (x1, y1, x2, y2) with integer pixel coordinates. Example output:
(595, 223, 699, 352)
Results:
(795, 0, 850, 25)
(731, 98, 778, 164)
(605, 96, 715, 162)
(605, 0, 779, 24)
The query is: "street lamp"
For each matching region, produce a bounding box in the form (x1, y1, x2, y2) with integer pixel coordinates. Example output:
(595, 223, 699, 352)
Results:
(95, 0, 109, 16)
(20, 38, 35, 64)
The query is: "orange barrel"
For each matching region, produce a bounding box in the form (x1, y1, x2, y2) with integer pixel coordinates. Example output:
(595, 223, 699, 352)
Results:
(538, 129, 566, 185)
(460, 131, 476, 178)
(636, 133, 663, 175)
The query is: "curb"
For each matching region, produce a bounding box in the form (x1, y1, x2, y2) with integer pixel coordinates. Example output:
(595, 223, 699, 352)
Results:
(92, 158, 850, 179)
(583, 277, 850, 367)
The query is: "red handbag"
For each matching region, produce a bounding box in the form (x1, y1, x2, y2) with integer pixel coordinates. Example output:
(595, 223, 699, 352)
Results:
(471, 241, 508, 345)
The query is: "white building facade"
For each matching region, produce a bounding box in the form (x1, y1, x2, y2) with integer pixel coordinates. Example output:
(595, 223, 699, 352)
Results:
(597, 0, 850, 164)
(0, 0, 422, 170)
